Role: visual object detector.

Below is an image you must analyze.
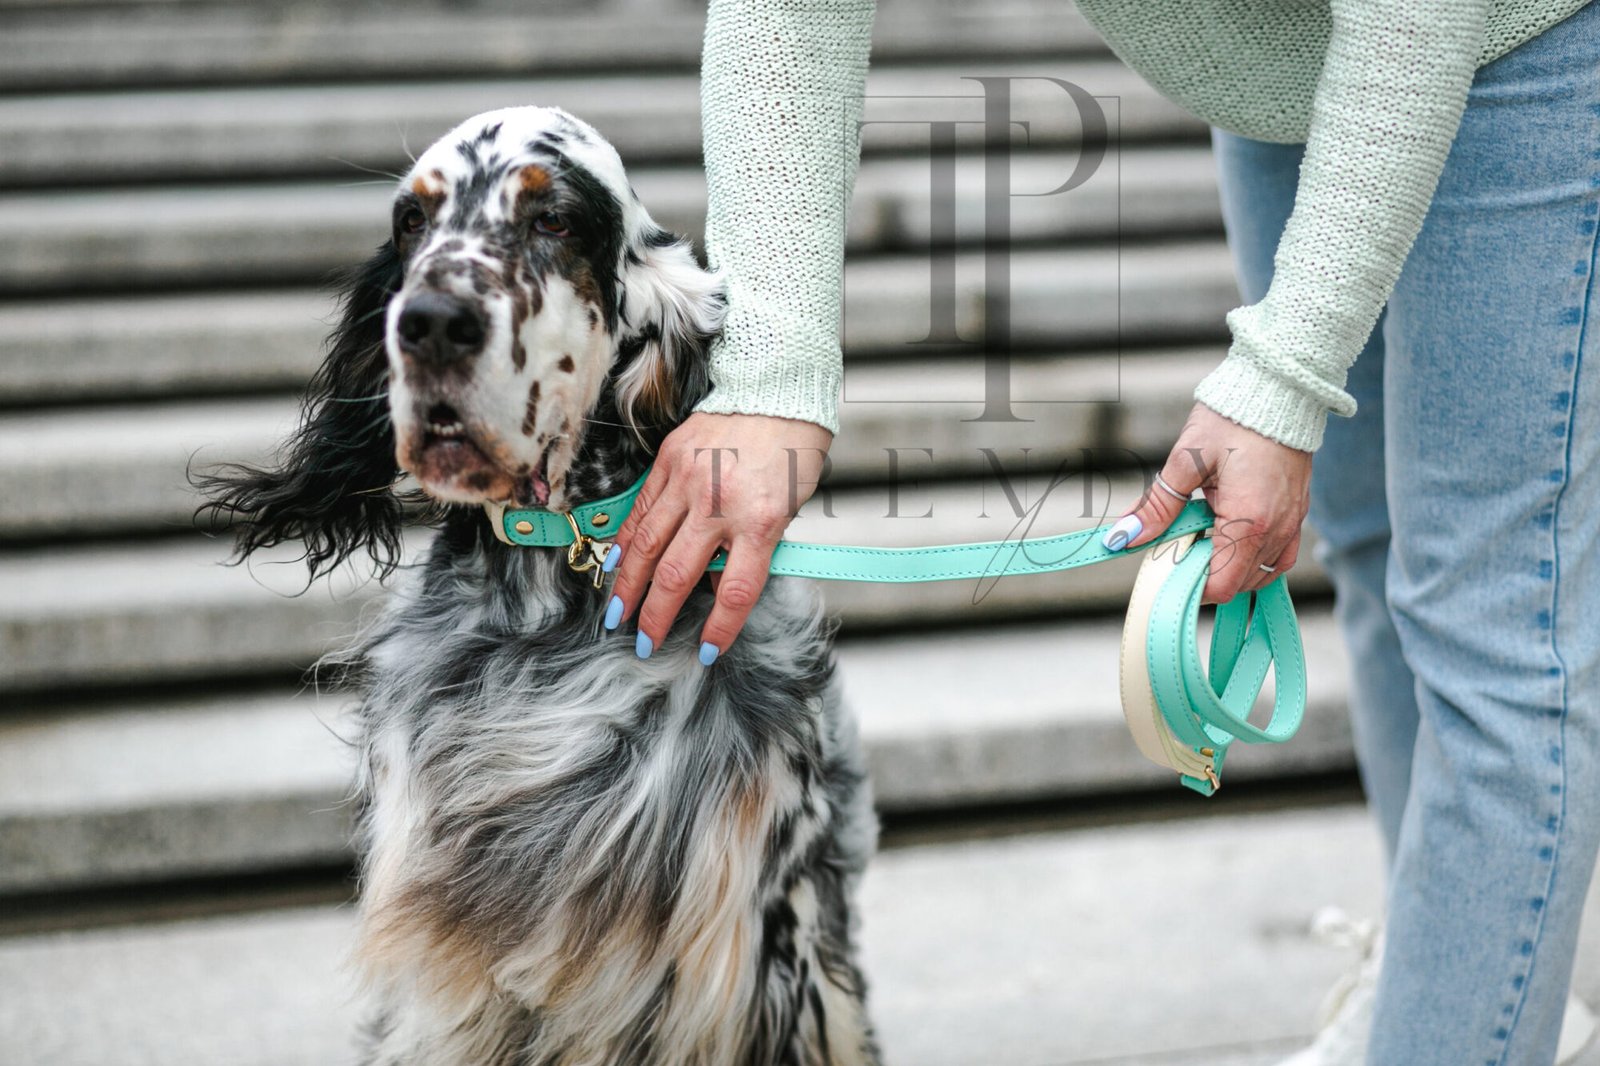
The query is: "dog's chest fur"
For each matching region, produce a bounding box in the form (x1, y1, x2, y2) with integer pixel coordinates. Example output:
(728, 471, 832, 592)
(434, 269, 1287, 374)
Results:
(346, 519, 877, 1066)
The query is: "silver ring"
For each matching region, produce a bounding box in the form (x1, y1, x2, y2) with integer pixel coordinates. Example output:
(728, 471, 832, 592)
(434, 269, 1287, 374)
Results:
(1152, 473, 1190, 502)
(1258, 563, 1278, 573)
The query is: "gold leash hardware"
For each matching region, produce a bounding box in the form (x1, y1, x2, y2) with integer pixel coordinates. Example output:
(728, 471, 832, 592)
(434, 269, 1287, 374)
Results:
(562, 512, 610, 591)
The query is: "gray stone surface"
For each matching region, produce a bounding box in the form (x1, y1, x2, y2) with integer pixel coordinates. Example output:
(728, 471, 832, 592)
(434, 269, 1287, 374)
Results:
(840, 243, 1235, 354)
(0, 349, 1213, 536)
(0, 62, 1203, 188)
(0, 691, 355, 892)
(0, 0, 1102, 91)
(0, 396, 290, 535)
(0, 290, 324, 402)
(0, 610, 1347, 893)
(0, 147, 1220, 293)
(0, 534, 385, 693)
(11, 807, 1595, 1066)
(0, 473, 1327, 695)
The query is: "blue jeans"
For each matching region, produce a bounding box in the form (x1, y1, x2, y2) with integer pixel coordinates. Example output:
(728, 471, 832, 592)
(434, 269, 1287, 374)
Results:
(1210, 3, 1600, 1063)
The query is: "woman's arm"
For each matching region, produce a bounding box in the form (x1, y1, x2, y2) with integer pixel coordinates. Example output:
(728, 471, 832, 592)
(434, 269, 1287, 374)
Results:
(1114, 0, 1490, 601)
(1194, 0, 1490, 453)
(607, 0, 876, 661)
(694, 0, 877, 432)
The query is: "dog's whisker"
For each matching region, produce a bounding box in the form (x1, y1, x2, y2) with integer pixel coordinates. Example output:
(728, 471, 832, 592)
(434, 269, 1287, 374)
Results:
(396, 124, 418, 165)
(581, 415, 664, 430)
(329, 156, 408, 183)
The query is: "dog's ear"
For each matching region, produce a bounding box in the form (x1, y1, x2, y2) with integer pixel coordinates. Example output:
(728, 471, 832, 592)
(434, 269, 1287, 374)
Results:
(195, 241, 407, 581)
(612, 232, 725, 442)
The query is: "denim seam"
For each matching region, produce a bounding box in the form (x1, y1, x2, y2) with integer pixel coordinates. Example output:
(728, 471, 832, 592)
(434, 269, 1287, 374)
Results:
(1493, 150, 1600, 1066)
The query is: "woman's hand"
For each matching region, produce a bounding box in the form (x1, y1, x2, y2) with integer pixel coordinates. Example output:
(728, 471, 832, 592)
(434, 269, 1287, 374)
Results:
(1107, 402, 1313, 604)
(605, 411, 832, 663)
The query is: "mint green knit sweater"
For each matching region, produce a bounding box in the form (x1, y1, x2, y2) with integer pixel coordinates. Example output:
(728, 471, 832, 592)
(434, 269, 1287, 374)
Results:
(695, 0, 1589, 450)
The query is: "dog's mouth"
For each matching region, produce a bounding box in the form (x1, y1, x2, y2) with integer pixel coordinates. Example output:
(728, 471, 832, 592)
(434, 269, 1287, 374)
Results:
(406, 402, 549, 506)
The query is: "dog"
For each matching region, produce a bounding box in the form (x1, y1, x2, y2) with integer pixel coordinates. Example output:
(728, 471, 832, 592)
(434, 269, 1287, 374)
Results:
(200, 107, 880, 1066)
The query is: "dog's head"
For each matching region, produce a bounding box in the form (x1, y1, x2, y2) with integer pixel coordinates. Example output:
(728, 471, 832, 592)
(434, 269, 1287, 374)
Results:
(199, 107, 723, 577)
(387, 107, 723, 509)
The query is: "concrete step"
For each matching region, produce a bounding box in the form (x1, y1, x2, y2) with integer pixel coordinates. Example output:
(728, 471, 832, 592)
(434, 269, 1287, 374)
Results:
(0, 608, 1352, 894)
(0, 806, 1422, 1066)
(0, 146, 1221, 294)
(0, 61, 1205, 189)
(0, 0, 1102, 91)
(0, 290, 322, 404)
(0, 241, 1238, 403)
(8, 805, 1600, 1066)
(0, 348, 1213, 537)
(0, 473, 1328, 695)
(842, 242, 1234, 353)
(0, 533, 377, 695)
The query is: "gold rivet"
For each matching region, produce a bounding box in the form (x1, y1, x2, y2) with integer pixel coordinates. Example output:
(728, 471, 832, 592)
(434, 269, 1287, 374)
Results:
(514, 520, 534, 535)
(1200, 747, 1215, 758)
(591, 512, 610, 528)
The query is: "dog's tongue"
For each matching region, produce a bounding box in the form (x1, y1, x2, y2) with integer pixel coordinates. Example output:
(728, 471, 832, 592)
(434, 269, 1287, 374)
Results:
(513, 469, 551, 507)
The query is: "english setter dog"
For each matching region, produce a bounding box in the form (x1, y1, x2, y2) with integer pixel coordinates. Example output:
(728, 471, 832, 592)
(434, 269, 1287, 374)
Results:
(201, 107, 879, 1066)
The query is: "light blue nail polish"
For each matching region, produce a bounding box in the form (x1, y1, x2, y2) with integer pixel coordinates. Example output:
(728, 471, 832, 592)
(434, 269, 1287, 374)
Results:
(604, 595, 624, 630)
(698, 641, 720, 667)
(602, 544, 621, 573)
(635, 631, 654, 659)
(1103, 514, 1143, 552)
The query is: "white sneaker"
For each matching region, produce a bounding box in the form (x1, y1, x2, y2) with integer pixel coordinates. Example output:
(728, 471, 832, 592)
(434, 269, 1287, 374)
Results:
(1563, 997, 1599, 1063)
(1277, 907, 1599, 1065)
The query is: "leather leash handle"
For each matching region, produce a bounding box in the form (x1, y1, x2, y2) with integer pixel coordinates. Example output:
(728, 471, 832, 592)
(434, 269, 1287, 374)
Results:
(1119, 533, 1224, 790)
(1119, 531, 1308, 795)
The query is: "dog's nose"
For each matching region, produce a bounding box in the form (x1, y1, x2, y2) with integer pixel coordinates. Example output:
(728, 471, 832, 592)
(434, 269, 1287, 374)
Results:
(396, 291, 486, 365)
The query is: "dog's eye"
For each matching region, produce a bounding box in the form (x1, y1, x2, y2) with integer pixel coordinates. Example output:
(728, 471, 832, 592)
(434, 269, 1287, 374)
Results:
(398, 206, 427, 237)
(534, 211, 571, 237)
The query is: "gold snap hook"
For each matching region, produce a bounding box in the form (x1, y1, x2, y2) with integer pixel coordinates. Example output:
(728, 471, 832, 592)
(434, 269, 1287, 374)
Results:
(562, 512, 608, 590)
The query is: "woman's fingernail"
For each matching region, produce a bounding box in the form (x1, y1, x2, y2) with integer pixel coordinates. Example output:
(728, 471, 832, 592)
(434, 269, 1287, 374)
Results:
(698, 641, 720, 667)
(1103, 514, 1143, 551)
(602, 544, 622, 573)
(635, 631, 654, 659)
(604, 595, 624, 630)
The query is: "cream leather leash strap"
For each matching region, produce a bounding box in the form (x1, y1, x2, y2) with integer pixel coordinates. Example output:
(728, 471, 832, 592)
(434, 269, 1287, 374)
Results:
(488, 471, 1308, 795)
(1119, 532, 1306, 795)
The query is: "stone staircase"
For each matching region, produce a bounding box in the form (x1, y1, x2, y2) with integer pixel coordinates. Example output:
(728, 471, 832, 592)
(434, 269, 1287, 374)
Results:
(0, 1, 1420, 1063)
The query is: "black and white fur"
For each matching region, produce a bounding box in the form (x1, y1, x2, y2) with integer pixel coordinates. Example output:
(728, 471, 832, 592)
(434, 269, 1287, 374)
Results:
(200, 107, 879, 1066)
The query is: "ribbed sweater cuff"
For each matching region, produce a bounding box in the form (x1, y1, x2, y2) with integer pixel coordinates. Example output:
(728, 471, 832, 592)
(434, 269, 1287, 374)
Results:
(1193, 353, 1337, 453)
(691, 319, 843, 434)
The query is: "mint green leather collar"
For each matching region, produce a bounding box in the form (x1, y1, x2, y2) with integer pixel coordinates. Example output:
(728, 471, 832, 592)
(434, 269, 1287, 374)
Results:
(486, 470, 652, 548)
(484, 470, 1307, 795)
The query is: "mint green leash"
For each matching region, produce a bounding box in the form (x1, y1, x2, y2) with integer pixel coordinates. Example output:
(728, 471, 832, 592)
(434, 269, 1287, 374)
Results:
(486, 470, 1307, 795)
(1139, 535, 1306, 794)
